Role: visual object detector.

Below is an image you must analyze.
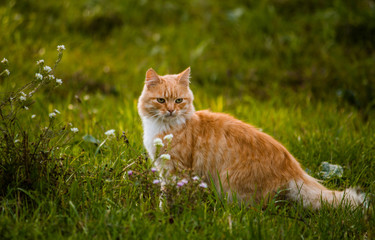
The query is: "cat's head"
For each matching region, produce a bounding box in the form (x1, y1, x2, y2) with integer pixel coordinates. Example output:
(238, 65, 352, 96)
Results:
(138, 67, 195, 123)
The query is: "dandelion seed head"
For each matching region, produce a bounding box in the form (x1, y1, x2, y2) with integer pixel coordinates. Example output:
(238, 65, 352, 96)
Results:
(56, 78, 63, 85)
(153, 138, 164, 147)
(35, 73, 43, 80)
(105, 129, 115, 137)
(160, 154, 170, 161)
(70, 128, 79, 133)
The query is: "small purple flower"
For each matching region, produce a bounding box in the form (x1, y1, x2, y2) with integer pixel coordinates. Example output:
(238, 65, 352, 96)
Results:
(181, 179, 188, 184)
(199, 182, 208, 188)
(153, 179, 160, 184)
(192, 176, 200, 181)
(151, 167, 157, 173)
(127, 170, 133, 176)
(177, 181, 185, 187)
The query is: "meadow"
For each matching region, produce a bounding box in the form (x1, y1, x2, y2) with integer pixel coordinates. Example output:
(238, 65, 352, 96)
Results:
(0, 0, 374, 239)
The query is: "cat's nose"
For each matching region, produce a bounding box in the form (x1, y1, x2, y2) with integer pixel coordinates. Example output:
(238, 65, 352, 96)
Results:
(168, 109, 174, 115)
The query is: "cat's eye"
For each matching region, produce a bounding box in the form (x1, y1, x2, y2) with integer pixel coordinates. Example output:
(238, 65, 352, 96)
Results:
(157, 98, 165, 103)
(175, 98, 183, 104)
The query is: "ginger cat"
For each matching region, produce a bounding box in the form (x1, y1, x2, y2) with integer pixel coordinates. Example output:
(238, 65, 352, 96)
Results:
(138, 67, 365, 209)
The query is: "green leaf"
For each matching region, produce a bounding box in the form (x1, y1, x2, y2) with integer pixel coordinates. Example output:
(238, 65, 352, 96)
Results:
(82, 135, 101, 145)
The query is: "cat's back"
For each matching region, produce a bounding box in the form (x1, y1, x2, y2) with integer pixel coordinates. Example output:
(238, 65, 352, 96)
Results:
(188, 110, 287, 157)
(192, 110, 257, 135)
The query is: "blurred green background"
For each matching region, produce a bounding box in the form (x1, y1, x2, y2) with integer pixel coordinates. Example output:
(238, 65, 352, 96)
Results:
(1, 1, 375, 238)
(1, 0, 374, 113)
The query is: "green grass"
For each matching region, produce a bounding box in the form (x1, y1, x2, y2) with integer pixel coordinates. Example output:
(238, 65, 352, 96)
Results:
(1, 0, 374, 239)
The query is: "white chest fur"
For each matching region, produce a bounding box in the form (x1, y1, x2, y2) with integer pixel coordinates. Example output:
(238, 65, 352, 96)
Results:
(141, 117, 169, 159)
(141, 116, 186, 160)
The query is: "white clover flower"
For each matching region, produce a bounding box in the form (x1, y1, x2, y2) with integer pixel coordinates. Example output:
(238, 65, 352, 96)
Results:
(1, 58, 8, 64)
(163, 134, 173, 142)
(43, 66, 52, 73)
(54, 109, 61, 114)
(35, 73, 43, 80)
(31, 114, 36, 119)
(160, 154, 170, 161)
(153, 138, 164, 147)
(48, 75, 55, 80)
(20, 96, 26, 101)
(199, 182, 208, 188)
(56, 78, 62, 85)
(49, 112, 56, 118)
(153, 179, 161, 184)
(4, 69, 10, 76)
(70, 127, 79, 133)
(105, 129, 115, 137)
(192, 176, 200, 181)
(37, 59, 44, 65)
(57, 45, 66, 52)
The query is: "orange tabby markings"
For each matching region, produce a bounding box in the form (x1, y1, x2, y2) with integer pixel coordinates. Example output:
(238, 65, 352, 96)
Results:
(138, 67, 365, 209)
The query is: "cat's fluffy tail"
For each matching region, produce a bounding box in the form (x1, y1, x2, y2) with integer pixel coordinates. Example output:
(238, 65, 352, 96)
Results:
(287, 173, 366, 209)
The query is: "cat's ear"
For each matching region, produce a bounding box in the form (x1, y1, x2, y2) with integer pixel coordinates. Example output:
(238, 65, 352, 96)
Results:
(177, 67, 191, 87)
(145, 68, 161, 87)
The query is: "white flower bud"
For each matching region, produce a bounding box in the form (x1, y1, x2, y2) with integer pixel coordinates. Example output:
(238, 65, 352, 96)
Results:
(160, 154, 170, 161)
(57, 45, 66, 52)
(153, 138, 164, 147)
(43, 66, 52, 73)
(163, 134, 173, 142)
(35, 73, 43, 80)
